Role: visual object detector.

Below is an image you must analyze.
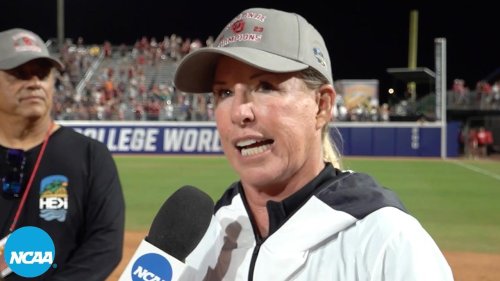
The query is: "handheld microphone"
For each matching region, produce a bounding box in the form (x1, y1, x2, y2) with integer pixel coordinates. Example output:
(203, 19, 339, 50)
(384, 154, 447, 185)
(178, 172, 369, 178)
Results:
(119, 185, 215, 281)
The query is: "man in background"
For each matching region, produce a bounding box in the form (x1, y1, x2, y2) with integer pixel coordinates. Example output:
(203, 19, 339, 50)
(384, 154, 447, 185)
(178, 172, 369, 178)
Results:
(0, 28, 125, 280)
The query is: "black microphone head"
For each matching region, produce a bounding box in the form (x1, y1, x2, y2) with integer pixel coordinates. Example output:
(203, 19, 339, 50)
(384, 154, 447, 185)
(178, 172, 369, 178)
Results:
(146, 185, 214, 261)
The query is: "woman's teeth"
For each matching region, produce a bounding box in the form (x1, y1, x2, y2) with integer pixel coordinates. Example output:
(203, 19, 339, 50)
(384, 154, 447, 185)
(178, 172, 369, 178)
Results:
(236, 139, 273, 157)
(241, 143, 271, 156)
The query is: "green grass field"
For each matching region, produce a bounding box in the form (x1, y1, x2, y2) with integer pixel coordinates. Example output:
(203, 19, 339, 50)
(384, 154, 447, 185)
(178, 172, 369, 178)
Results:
(115, 156, 500, 254)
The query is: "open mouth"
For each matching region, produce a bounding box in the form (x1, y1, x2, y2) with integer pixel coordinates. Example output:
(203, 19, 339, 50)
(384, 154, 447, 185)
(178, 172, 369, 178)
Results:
(236, 139, 274, 157)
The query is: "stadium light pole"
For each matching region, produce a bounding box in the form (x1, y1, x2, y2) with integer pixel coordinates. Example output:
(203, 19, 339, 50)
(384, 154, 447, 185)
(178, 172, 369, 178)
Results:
(57, 0, 64, 50)
(407, 10, 418, 102)
(435, 38, 447, 159)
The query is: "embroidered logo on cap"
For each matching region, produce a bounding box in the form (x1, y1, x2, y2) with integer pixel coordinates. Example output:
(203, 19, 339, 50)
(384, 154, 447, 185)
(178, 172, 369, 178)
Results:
(217, 12, 267, 48)
(253, 26, 264, 32)
(231, 20, 245, 33)
(12, 32, 43, 53)
(313, 47, 327, 67)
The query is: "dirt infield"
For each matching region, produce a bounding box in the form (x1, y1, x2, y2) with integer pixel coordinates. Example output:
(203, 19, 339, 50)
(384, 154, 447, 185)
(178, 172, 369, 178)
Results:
(107, 231, 500, 281)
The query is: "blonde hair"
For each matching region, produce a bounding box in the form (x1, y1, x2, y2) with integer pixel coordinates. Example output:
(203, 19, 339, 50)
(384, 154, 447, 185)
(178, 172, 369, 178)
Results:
(299, 68, 343, 169)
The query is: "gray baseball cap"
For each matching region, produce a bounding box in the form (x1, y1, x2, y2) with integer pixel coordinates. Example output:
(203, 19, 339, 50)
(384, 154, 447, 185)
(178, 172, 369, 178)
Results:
(0, 28, 64, 70)
(174, 7, 333, 93)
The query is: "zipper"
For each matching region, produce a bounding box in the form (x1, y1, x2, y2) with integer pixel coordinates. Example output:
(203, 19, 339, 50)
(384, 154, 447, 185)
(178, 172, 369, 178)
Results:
(248, 236, 263, 281)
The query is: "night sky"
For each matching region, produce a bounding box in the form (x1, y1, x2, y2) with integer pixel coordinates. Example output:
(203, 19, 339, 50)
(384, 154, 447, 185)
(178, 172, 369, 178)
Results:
(1, 1, 498, 101)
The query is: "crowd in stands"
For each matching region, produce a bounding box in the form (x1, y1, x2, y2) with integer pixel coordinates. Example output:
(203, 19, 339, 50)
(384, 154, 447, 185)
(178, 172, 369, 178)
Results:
(448, 78, 500, 110)
(49, 36, 499, 123)
(51, 34, 213, 121)
(46, 36, 499, 158)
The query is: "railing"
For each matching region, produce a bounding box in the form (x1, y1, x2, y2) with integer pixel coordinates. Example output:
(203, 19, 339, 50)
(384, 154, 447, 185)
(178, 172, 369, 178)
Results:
(75, 50, 105, 99)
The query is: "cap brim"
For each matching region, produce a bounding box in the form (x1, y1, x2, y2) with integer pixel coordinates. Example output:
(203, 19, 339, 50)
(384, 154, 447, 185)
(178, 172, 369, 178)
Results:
(174, 47, 309, 93)
(0, 53, 64, 71)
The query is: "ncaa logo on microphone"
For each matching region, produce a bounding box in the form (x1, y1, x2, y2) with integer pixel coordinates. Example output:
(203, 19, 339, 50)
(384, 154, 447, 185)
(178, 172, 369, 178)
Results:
(132, 253, 172, 281)
(4, 226, 55, 277)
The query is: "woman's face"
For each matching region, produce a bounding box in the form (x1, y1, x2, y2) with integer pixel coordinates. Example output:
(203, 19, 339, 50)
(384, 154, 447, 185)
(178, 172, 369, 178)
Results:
(212, 56, 331, 195)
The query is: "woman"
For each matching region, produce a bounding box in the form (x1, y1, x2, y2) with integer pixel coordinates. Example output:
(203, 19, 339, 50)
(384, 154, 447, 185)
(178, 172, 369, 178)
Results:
(175, 7, 453, 280)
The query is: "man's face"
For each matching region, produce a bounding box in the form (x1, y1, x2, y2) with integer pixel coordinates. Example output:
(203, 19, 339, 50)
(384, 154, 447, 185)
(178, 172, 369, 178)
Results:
(0, 59, 56, 121)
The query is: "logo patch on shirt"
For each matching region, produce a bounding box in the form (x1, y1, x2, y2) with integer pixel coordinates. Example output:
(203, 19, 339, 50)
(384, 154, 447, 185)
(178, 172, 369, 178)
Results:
(39, 175, 68, 222)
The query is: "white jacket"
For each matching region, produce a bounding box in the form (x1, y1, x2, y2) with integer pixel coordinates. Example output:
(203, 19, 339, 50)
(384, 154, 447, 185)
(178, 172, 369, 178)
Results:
(188, 164, 454, 281)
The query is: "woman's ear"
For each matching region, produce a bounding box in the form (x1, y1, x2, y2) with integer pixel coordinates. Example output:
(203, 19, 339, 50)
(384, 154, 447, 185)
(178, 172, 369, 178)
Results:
(316, 85, 336, 129)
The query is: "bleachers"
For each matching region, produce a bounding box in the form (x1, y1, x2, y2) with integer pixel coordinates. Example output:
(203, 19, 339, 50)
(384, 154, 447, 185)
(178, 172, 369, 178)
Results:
(51, 37, 500, 124)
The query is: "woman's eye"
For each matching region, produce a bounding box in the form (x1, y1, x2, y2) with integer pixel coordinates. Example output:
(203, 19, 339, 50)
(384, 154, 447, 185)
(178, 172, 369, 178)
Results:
(213, 89, 232, 103)
(255, 81, 274, 92)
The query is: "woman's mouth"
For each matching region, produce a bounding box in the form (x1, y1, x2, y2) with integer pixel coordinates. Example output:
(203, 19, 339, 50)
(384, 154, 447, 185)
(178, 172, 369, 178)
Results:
(236, 139, 274, 157)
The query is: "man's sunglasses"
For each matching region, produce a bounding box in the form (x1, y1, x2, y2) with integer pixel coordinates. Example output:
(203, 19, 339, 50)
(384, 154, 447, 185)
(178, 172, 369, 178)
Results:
(4, 59, 53, 81)
(1, 149, 26, 198)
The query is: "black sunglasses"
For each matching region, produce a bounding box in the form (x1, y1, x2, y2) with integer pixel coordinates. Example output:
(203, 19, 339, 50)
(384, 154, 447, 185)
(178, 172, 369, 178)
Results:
(5, 59, 54, 80)
(2, 149, 26, 198)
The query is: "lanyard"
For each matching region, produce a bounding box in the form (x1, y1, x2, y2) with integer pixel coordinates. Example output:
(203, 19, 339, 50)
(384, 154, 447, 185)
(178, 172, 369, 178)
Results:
(8, 122, 54, 233)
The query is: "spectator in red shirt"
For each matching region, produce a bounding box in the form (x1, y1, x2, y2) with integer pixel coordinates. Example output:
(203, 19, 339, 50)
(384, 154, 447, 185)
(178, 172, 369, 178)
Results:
(476, 126, 494, 157)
